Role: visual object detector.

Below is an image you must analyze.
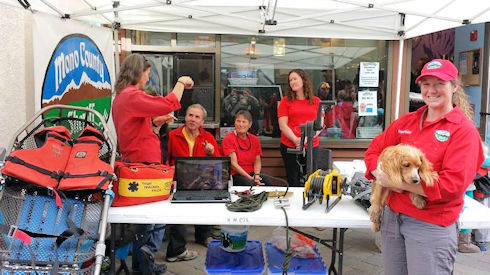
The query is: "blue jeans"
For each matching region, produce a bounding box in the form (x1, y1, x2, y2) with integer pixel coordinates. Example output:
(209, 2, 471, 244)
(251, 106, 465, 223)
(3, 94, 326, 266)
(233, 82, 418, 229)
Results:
(132, 224, 165, 273)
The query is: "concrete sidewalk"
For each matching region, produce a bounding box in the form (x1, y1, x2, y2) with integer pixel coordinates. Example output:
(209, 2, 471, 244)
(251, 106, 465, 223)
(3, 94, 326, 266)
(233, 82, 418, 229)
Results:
(131, 226, 490, 275)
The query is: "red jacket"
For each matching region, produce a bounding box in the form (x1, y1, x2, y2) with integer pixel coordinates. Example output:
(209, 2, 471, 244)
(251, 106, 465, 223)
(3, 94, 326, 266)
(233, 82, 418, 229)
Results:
(167, 125, 220, 165)
(112, 85, 181, 163)
(365, 105, 483, 226)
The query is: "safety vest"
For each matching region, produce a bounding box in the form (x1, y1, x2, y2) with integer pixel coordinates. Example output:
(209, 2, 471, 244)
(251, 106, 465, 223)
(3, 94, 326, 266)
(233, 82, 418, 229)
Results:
(3, 125, 113, 192)
(3, 126, 72, 188)
(59, 125, 113, 191)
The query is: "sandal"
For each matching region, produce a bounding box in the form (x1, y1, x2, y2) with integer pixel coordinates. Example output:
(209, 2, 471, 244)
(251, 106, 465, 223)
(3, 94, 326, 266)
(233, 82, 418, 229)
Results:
(166, 249, 198, 262)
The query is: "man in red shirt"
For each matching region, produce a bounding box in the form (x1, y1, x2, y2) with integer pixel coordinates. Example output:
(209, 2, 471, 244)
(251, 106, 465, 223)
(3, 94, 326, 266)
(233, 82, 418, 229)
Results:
(166, 104, 219, 260)
(168, 104, 220, 165)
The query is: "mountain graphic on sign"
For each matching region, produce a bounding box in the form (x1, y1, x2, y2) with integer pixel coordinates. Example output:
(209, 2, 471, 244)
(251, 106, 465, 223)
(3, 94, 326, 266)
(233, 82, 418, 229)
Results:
(42, 71, 112, 107)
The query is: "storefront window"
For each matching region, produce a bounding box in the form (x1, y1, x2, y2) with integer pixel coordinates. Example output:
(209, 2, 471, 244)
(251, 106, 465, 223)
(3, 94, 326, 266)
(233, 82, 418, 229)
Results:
(132, 31, 171, 46)
(220, 35, 388, 140)
(141, 53, 215, 121)
(177, 33, 215, 48)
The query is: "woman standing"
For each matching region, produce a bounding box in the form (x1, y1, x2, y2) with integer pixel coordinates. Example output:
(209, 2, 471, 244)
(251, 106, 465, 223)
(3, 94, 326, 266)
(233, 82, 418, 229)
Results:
(278, 69, 321, 187)
(222, 110, 272, 186)
(112, 53, 196, 274)
(365, 59, 483, 274)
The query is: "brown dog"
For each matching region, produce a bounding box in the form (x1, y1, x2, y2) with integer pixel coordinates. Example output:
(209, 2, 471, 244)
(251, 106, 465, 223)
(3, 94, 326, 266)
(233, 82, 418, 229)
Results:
(369, 144, 438, 232)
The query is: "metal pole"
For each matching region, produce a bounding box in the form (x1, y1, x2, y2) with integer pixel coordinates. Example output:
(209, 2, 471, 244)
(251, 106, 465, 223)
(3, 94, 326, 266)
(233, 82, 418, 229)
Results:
(113, 1, 120, 76)
(395, 37, 404, 120)
(395, 13, 406, 120)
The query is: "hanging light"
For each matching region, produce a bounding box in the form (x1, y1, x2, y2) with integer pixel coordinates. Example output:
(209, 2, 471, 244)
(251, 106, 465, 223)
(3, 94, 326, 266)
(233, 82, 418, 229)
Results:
(273, 38, 285, 56)
(247, 37, 257, 59)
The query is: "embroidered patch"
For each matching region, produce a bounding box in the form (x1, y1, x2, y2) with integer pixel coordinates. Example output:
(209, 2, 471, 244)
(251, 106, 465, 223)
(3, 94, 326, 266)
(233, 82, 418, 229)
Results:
(435, 130, 450, 142)
(427, 60, 442, 69)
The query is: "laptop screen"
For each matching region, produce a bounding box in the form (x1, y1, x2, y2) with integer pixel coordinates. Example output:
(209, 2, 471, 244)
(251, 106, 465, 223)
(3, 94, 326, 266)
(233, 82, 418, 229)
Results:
(174, 157, 231, 191)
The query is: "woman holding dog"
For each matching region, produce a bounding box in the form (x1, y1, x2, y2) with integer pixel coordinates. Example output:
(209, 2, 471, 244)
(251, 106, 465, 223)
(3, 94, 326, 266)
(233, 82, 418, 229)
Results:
(278, 69, 322, 187)
(112, 53, 196, 274)
(365, 59, 484, 275)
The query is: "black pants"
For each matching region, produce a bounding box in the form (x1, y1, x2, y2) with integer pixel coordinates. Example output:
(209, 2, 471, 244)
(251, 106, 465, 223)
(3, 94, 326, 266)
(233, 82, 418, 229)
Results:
(166, 224, 212, 257)
(280, 143, 320, 187)
(233, 173, 273, 186)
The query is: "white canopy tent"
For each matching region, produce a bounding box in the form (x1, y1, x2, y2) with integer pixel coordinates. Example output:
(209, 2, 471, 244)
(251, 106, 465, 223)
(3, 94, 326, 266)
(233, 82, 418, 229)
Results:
(7, 0, 490, 118)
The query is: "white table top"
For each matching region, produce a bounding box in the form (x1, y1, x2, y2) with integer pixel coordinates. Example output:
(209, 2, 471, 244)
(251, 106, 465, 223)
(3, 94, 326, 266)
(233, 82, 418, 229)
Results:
(108, 187, 490, 229)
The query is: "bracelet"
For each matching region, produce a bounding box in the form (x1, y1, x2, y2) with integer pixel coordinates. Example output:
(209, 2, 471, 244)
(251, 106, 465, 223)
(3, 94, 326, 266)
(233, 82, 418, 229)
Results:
(151, 118, 157, 127)
(177, 80, 186, 86)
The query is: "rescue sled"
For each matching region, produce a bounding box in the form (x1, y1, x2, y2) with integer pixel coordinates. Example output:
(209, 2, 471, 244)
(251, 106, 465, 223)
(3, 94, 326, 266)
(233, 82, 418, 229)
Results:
(0, 104, 117, 275)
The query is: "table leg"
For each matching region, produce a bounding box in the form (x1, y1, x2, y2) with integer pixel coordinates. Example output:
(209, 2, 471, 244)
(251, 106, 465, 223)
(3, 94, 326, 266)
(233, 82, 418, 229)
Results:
(338, 228, 346, 275)
(328, 228, 338, 275)
(110, 224, 116, 274)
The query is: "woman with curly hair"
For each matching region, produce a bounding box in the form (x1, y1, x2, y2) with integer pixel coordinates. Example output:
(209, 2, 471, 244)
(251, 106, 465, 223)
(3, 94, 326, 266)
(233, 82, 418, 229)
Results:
(365, 59, 483, 274)
(278, 69, 322, 187)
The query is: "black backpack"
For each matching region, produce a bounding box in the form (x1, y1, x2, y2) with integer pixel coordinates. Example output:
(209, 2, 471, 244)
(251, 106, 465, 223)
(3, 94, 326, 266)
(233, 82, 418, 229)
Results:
(474, 173, 490, 198)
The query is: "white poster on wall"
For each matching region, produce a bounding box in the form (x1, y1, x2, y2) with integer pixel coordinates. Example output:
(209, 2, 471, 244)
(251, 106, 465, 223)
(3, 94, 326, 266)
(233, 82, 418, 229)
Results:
(359, 62, 379, 87)
(32, 12, 115, 128)
(358, 90, 377, 116)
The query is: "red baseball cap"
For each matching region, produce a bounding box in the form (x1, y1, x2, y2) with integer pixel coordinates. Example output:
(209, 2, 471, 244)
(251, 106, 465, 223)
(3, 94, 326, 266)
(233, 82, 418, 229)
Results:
(415, 59, 458, 84)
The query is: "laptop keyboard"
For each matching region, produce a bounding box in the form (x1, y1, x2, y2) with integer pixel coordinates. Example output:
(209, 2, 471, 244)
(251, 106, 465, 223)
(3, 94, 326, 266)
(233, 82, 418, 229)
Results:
(173, 190, 230, 200)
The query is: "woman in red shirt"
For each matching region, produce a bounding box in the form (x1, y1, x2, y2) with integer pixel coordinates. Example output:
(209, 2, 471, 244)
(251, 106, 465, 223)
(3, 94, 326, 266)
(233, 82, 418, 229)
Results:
(222, 110, 271, 186)
(365, 59, 483, 274)
(112, 54, 196, 274)
(278, 69, 321, 187)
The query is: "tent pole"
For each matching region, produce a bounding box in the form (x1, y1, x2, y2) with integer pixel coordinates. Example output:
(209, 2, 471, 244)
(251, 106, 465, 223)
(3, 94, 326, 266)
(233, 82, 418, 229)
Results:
(113, 1, 120, 76)
(395, 37, 404, 120)
(114, 27, 120, 76)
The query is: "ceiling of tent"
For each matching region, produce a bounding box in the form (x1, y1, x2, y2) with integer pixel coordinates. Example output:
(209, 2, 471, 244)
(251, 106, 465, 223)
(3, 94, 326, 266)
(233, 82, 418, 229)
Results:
(11, 0, 490, 40)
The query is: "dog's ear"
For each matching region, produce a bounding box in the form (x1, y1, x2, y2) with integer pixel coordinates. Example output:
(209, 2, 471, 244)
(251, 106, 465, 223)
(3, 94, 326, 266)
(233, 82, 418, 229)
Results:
(379, 146, 403, 187)
(418, 152, 437, 186)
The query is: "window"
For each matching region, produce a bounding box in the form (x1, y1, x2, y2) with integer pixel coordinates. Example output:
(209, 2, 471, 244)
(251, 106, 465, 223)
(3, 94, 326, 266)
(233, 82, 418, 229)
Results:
(174, 53, 215, 120)
(132, 31, 171, 46)
(221, 35, 388, 139)
(177, 33, 215, 48)
(142, 52, 215, 121)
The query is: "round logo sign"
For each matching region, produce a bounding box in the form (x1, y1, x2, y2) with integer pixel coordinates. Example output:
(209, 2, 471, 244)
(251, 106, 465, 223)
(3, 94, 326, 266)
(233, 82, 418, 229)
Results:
(41, 34, 112, 127)
(426, 60, 442, 70)
(435, 130, 450, 142)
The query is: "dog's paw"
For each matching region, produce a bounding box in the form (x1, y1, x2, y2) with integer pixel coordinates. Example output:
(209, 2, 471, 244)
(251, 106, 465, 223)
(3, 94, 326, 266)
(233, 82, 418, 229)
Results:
(369, 204, 383, 227)
(410, 193, 427, 209)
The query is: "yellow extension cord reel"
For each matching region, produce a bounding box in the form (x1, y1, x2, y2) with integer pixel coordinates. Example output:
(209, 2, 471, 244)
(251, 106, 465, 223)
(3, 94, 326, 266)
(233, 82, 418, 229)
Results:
(303, 168, 342, 212)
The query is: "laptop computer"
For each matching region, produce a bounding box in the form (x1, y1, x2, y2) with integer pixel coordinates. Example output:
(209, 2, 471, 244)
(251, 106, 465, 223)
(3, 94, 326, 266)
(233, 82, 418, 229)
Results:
(171, 156, 232, 203)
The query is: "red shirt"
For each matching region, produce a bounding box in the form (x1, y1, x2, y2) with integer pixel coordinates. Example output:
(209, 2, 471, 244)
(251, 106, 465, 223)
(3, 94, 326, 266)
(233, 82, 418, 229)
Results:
(112, 85, 181, 163)
(167, 125, 220, 164)
(277, 96, 321, 148)
(325, 101, 356, 138)
(222, 131, 262, 175)
(365, 105, 484, 226)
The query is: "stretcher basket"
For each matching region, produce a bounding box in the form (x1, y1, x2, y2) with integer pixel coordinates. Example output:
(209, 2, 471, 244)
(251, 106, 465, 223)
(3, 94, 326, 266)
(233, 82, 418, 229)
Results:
(0, 105, 117, 275)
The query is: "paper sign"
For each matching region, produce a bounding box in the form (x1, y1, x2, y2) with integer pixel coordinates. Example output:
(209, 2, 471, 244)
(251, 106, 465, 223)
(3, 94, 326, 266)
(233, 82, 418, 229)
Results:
(359, 62, 379, 87)
(459, 53, 468, 75)
(358, 90, 377, 116)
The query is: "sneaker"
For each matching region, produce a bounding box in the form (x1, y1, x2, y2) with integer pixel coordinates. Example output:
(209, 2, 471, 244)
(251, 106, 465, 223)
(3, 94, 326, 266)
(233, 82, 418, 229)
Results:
(140, 245, 167, 274)
(166, 249, 198, 262)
